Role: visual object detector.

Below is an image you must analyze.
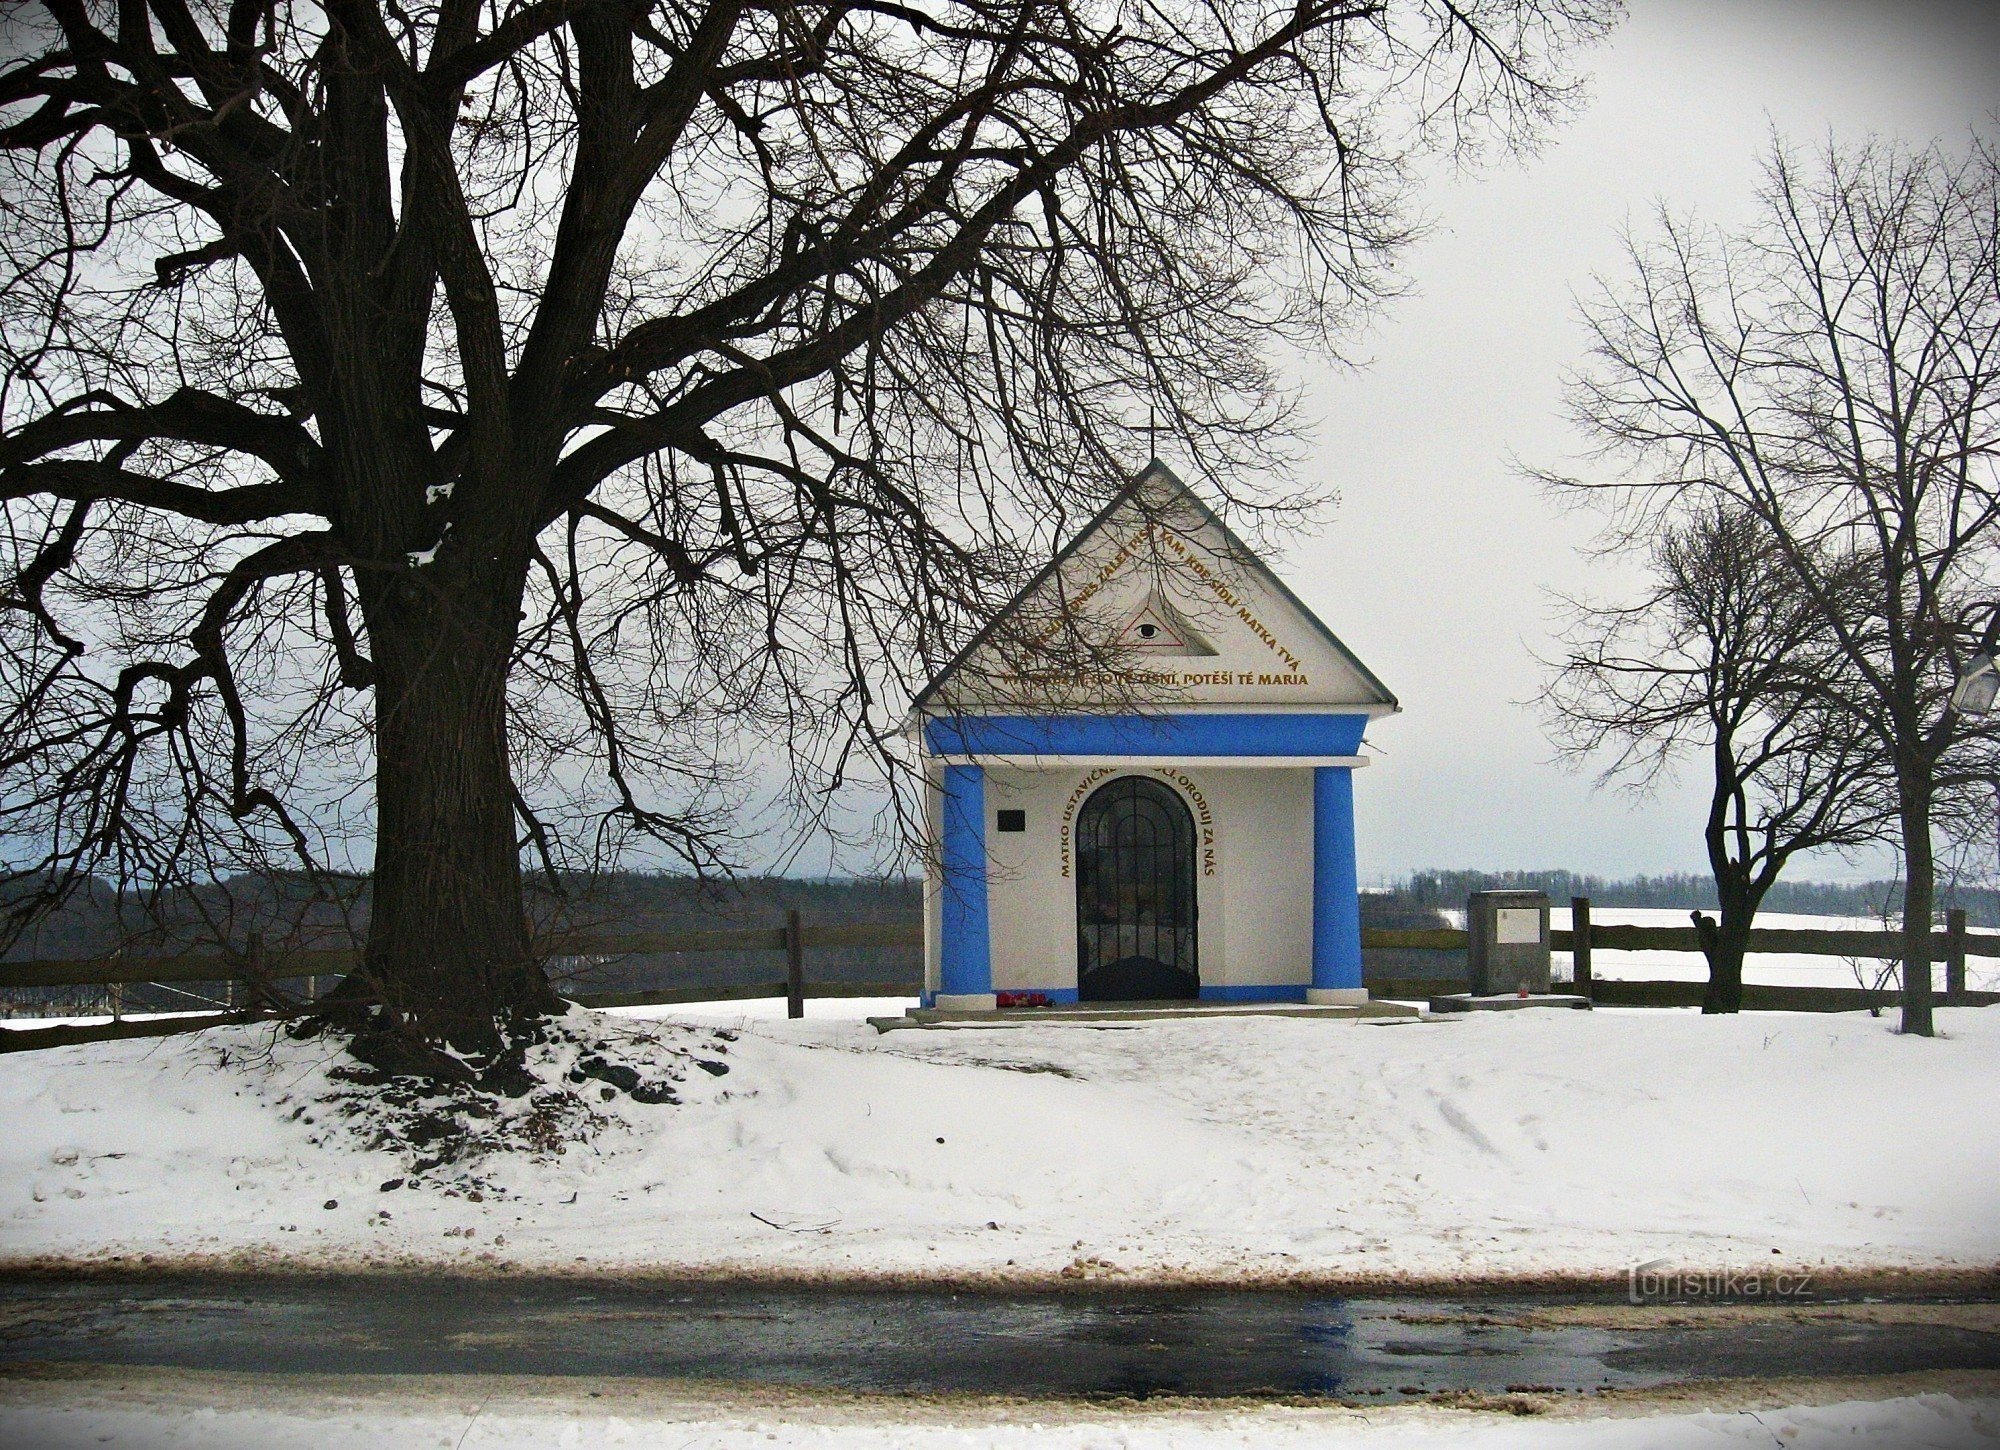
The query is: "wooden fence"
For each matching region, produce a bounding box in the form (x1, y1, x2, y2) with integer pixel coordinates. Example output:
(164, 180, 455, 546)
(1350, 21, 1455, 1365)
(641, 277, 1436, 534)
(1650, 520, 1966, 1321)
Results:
(0, 911, 923, 1054)
(3, 898, 1996, 1053)
(1361, 901, 2000, 1008)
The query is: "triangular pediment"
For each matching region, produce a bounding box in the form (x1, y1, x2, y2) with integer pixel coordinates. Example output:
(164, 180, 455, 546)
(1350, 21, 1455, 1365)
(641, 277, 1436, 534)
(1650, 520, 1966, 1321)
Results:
(915, 461, 1397, 714)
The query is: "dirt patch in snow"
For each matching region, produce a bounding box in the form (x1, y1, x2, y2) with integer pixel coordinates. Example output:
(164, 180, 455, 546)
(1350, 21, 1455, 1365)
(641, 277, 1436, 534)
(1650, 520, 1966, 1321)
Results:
(223, 1014, 737, 1198)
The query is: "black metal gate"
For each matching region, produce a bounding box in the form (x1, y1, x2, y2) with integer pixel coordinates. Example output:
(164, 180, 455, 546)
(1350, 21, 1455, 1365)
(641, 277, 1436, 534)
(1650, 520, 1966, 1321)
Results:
(1075, 775, 1199, 1000)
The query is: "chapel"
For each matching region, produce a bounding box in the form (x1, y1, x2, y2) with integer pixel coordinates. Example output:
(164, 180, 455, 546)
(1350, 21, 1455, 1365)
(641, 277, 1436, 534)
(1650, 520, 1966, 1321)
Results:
(913, 460, 1398, 1007)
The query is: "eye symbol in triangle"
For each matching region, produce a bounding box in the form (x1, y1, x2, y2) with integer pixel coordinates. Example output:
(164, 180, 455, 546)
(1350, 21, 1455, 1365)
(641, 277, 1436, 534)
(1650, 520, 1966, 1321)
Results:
(1116, 591, 1216, 656)
(1126, 610, 1183, 647)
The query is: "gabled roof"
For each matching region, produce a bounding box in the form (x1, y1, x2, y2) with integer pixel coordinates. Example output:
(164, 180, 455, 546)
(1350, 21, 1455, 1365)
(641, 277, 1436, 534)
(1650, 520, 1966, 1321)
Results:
(911, 458, 1398, 714)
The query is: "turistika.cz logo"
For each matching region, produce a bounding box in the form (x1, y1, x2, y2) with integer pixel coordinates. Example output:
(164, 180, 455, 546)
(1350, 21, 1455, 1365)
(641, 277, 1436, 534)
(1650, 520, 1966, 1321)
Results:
(1627, 1259, 1815, 1304)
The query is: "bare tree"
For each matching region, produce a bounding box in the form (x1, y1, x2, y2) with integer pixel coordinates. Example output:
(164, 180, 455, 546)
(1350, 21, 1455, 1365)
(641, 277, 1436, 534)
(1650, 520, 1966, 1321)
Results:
(1545, 504, 1894, 1012)
(0, 0, 1615, 1071)
(1540, 133, 2000, 1036)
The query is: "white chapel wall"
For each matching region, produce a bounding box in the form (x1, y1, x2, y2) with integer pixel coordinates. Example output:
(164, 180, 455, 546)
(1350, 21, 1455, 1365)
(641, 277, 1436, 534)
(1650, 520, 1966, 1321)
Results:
(1209, 767, 1313, 988)
(978, 765, 1315, 992)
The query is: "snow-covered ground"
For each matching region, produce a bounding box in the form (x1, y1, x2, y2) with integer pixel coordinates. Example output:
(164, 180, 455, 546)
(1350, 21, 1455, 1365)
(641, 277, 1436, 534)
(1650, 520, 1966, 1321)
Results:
(3, 999, 1996, 1282)
(1, 1375, 1995, 1449)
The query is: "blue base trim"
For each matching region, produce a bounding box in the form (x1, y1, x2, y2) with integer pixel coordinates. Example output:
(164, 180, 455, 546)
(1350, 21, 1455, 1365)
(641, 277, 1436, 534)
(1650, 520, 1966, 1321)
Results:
(1198, 984, 1309, 1003)
(925, 712, 1367, 759)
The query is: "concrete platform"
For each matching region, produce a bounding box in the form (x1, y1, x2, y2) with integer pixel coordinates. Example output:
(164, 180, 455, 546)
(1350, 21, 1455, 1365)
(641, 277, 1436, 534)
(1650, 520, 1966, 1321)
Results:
(868, 999, 1422, 1032)
(1427, 992, 1594, 1013)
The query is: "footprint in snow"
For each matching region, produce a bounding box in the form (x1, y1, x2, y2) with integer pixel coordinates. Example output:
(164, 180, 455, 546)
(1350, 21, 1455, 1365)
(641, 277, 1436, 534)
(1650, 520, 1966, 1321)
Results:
(1435, 1099, 1501, 1156)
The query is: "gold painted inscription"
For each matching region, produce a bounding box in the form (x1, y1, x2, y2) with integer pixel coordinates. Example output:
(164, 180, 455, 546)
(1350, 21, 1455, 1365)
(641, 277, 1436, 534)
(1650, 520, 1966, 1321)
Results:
(1057, 766, 1117, 879)
(1057, 766, 1218, 881)
(1153, 768, 1218, 877)
(1154, 529, 1304, 671)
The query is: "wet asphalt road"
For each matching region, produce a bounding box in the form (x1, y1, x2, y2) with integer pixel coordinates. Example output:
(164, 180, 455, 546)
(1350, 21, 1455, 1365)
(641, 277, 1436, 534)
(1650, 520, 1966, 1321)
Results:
(2, 1275, 1996, 1400)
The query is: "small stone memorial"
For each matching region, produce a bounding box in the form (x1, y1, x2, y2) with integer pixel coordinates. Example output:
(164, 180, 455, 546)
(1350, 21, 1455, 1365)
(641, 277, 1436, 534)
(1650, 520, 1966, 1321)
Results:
(1431, 889, 1591, 1013)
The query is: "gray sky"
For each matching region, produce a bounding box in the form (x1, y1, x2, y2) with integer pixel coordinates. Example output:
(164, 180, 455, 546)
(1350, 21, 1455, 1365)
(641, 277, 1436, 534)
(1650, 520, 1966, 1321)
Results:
(1278, 0, 2000, 883)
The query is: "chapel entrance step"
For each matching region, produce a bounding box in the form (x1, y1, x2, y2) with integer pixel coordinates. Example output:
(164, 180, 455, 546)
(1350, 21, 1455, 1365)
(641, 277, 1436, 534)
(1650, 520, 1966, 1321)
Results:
(868, 998, 1423, 1031)
(1426, 992, 1594, 1013)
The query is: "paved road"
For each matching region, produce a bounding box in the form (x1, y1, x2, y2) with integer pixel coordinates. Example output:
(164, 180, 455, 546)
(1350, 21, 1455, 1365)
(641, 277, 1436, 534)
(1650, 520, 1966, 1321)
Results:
(3, 1275, 1996, 1400)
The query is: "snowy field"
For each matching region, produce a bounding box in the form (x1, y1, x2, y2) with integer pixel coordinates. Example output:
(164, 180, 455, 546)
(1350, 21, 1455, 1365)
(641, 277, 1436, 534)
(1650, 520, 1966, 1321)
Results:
(2, 1000, 1997, 1283)
(0, 1374, 1994, 1449)
(1443, 907, 2000, 993)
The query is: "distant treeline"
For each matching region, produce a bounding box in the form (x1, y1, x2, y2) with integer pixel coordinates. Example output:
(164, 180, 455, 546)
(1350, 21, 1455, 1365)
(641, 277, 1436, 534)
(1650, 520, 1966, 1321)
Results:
(10, 867, 1992, 964)
(1, 870, 921, 961)
(0, 871, 926, 1013)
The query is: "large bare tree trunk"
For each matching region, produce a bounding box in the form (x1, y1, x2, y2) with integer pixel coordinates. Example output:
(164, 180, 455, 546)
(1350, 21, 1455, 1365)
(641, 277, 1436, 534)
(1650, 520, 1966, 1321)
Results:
(360, 559, 555, 1058)
(1898, 780, 1937, 1038)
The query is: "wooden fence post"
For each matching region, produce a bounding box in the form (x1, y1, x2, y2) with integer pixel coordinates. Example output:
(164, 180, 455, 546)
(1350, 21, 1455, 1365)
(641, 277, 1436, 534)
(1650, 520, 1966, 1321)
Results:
(244, 931, 272, 1013)
(1571, 896, 1593, 998)
(1947, 908, 1968, 1006)
(785, 909, 805, 1019)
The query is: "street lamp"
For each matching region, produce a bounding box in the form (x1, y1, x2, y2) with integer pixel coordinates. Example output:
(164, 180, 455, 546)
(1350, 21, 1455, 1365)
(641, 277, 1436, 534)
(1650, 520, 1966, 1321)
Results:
(1952, 653, 2000, 719)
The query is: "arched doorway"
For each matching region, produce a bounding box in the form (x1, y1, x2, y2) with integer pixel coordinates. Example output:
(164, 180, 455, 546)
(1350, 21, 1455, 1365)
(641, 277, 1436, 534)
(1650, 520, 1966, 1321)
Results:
(1075, 775, 1199, 1000)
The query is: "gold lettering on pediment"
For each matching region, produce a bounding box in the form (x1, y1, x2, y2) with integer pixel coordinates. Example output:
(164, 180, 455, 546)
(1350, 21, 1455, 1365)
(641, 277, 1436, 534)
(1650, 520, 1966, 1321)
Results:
(990, 524, 1311, 696)
(1150, 528, 1304, 671)
(990, 668, 1310, 692)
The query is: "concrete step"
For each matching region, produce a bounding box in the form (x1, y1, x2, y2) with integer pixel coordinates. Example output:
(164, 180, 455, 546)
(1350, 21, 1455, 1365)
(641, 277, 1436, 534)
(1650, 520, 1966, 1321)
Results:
(1426, 992, 1594, 1013)
(868, 999, 1422, 1031)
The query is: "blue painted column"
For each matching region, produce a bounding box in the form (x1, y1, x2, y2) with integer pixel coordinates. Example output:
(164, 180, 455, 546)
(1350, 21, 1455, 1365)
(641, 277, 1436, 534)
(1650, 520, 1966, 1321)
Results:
(938, 763, 994, 1007)
(1310, 766, 1367, 1004)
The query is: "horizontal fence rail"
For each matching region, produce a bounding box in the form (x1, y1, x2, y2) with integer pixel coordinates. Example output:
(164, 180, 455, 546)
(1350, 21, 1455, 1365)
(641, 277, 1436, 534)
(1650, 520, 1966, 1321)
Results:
(1364, 905, 1999, 1013)
(5, 904, 1997, 1053)
(0, 951, 356, 990)
(0, 916, 927, 1053)
(1360, 924, 2000, 958)
(1362, 977, 2000, 1012)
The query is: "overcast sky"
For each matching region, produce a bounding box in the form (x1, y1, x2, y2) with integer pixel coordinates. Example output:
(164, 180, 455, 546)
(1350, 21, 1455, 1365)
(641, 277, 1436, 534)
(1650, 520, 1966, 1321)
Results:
(1272, 0, 2000, 884)
(776, 0, 2000, 882)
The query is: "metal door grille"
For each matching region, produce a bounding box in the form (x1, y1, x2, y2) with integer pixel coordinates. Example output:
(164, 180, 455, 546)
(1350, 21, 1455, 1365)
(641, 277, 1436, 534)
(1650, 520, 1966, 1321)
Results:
(1075, 775, 1199, 1000)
